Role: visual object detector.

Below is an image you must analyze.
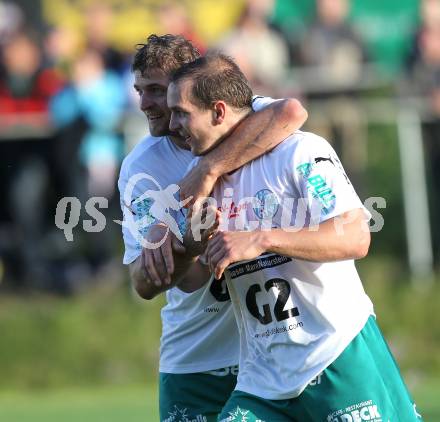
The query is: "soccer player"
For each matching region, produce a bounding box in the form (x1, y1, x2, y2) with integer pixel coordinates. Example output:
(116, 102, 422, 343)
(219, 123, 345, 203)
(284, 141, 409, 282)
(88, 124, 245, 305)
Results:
(167, 53, 422, 421)
(118, 35, 307, 422)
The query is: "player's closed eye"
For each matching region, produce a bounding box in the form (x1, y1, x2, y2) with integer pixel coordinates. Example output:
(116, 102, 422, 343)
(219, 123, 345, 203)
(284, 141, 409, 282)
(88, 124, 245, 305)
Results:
(149, 86, 166, 96)
(176, 110, 188, 118)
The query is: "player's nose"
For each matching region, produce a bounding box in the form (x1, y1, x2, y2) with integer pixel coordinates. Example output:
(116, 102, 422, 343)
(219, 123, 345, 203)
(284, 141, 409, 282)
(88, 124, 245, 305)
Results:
(169, 112, 180, 132)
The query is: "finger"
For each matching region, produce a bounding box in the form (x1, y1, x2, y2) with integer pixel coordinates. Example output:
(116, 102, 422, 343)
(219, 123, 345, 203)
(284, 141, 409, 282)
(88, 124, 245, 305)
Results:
(153, 247, 170, 285)
(206, 233, 222, 257)
(215, 256, 231, 280)
(186, 205, 193, 221)
(144, 250, 161, 287)
(209, 248, 226, 275)
(172, 236, 186, 254)
(206, 238, 223, 262)
(180, 191, 194, 208)
(161, 238, 175, 276)
(178, 179, 188, 202)
(140, 251, 151, 284)
(159, 247, 173, 284)
(202, 218, 219, 243)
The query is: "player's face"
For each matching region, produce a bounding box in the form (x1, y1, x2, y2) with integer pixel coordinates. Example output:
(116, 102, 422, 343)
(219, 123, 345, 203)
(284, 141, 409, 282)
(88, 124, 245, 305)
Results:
(167, 79, 217, 155)
(134, 69, 176, 137)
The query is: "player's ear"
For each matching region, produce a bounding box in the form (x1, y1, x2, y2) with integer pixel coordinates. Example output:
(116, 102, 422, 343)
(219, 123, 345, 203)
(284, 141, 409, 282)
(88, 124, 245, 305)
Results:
(212, 101, 226, 125)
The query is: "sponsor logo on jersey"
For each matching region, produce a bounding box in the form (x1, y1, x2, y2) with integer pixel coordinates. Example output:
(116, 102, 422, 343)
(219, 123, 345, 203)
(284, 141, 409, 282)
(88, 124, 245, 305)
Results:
(218, 201, 252, 219)
(315, 156, 335, 166)
(203, 306, 220, 313)
(327, 400, 382, 422)
(126, 197, 155, 251)
(296, 161, 315, 178)
(296, 162, 336, 215)
(120, 173, 191, 249)
(254, 321, 303, 338)
(228, 254, 291, 279)
(252, 189, 279, 220)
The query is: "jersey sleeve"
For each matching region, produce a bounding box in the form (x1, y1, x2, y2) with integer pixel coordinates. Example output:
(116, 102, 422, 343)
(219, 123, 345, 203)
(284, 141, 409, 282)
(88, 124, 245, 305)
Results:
(117, 161, 157, 265)
(251, 95, 282, 112)
(289, 134, 370, 224)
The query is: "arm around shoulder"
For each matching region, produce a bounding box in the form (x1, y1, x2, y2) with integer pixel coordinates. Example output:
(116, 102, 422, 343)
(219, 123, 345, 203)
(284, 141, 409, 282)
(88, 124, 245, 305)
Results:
(262, 208, 371, 262)
(276, 98, 308, 133)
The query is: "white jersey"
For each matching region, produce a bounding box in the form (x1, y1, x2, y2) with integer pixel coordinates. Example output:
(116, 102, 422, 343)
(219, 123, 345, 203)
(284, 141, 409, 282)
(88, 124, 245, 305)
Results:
(205, 130, 374, 399)
(118, 96, 274, 373)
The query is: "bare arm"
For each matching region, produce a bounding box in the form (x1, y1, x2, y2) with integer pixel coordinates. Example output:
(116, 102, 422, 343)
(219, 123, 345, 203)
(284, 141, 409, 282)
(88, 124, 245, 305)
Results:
(130, 209, 217, 299)
(179, 98, 307, 204)
(128, 252, 209, 300)
(206, 209, 370, 279)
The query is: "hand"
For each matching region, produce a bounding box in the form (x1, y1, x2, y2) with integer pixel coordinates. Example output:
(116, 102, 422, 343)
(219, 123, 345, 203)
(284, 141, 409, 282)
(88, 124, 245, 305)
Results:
(184, 204, 221, 257)
(178, 158, 219, 208)
(142, 224, 186, 287)
(206, 231, 268, 280)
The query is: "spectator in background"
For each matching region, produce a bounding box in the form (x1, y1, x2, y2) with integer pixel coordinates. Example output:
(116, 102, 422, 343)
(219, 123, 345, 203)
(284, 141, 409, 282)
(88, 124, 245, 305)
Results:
(217, 0, 289, 95)
(43, 24, 80, 78)
(0, 30, 64, 127)
(406, 0, 440, 261)
(83, 2, 127, 75)
(51, 48, 125, 199)
(157, 1, 206, 54)
(0, 29, 64, 289)
(299, 0, 368, 191)
(50, 48, 126, 284)
(0, 1, 23, 44)
(420, 0, 440, 31)
(300, 0, 366, 88)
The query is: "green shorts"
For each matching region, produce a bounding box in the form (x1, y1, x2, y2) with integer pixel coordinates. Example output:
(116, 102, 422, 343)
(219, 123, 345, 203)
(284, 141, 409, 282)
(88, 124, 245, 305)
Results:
(160, 365, 238, 422)
(218, 316, 423, 422)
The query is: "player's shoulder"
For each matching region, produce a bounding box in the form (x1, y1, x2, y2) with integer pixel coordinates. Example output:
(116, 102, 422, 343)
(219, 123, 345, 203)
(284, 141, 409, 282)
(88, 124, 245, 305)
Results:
(272, 130, 333, 158)
(120, 135, 167, 178)
(120, 135, 160, 172)
(251, 95, 281, 111)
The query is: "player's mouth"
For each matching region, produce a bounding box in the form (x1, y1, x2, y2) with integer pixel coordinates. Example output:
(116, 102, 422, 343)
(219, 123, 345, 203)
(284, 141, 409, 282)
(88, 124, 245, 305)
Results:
(146, 113, 163, 121)
(180, 132, 192, 144)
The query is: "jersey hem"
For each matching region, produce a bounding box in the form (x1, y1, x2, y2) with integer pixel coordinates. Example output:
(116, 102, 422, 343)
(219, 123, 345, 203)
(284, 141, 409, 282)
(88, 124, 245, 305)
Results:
(235, 312, 372, 400)
(159, 358, 239, 374)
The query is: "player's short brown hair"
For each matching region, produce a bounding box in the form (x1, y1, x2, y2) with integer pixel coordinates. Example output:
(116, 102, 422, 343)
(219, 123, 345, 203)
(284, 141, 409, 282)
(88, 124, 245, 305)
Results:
(170, 53, 253, 111)
(132, 34, 201, 77)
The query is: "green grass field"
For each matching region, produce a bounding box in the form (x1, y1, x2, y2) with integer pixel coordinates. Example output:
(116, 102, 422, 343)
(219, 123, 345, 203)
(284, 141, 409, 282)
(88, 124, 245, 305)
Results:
(0, 384, 159, 422)
(0, 380, 438, 422)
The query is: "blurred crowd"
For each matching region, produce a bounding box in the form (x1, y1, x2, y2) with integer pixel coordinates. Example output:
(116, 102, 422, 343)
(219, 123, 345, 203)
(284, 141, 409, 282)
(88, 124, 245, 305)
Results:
(0, 0, 439, 293)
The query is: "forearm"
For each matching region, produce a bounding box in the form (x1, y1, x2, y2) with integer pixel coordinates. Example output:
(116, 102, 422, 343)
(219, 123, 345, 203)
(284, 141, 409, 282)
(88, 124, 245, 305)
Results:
(170, 252, 200, 290)
(130, 251, 210, 299)
(129, 256, 165, 299)
(201, 99, 307, 177)
(177, 259, 211, 293)
(260, 211, 370, 262)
